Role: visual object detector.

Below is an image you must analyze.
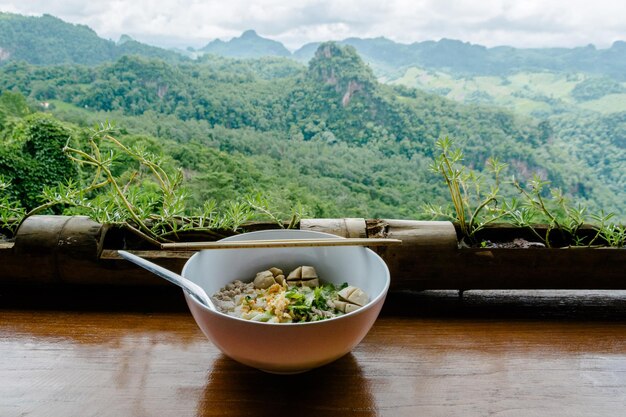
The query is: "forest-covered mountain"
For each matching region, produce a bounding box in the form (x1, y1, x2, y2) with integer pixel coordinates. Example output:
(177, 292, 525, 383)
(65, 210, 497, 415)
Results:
(1, 43, 623, 219)
(3, 12, 626, 82)
(294, 38, 626, 80)
(3, 13, 626, 117)
(0, 13, 623, 221)
(0, 13, 184, 65)
(4, 13, 626, 120)
(199, 30, 291, 58)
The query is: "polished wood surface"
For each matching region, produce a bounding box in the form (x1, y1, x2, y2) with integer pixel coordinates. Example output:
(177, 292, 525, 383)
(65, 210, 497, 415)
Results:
(2, 290, 626, 417)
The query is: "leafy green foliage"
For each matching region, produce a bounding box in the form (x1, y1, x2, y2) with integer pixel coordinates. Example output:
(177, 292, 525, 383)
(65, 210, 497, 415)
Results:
(590, 212, 626, 248)
(570, 77, 625, 102)
(0, 14, 622, 247)
(0, 113, 77, 209)
(0, 40, 623, 230)
(0, 48, 555, 220)
(425, 137, 508, 243)
(427, 137, 624, 248)
(37, 123, 304, 244)
(509, 176, 589, 247)
(0, 91, 30, 128)
(0, 175, 24, 232)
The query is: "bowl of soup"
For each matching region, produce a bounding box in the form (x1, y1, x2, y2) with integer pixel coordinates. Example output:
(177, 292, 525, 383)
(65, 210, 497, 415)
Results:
(181, 229, 390, 374)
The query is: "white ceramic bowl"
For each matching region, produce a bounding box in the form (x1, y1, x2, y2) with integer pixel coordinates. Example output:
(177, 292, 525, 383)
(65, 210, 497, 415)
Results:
(181, 229, 390, 373)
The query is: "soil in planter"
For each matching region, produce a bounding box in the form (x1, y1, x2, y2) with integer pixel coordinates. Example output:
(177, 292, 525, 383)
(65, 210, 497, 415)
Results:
(457, 224, 609, 249)
(480, 238, 546, 249)
(0, 229, 14, 243)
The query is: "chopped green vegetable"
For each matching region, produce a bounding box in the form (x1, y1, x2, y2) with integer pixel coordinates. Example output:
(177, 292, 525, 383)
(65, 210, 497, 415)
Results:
(283, 283, 346, 322)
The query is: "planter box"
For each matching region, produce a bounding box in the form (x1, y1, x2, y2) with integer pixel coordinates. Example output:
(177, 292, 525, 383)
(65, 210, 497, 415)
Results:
(370, 220, 625, 291)
(389, 246, 624, 291)
(0, 216, 624, 291)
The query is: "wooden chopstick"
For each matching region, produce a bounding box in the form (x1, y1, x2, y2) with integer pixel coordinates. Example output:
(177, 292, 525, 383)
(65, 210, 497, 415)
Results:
(160, 238, 402, 251)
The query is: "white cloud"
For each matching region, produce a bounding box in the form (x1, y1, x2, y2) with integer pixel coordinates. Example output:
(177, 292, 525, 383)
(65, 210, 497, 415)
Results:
(1, 0, 625, 49)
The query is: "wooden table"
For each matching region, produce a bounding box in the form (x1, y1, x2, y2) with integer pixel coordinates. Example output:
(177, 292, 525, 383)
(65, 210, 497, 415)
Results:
(2, 288, 626, 417)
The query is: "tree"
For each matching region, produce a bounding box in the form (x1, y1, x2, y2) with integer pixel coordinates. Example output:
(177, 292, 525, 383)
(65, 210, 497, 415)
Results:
(0, 114, 77, 209)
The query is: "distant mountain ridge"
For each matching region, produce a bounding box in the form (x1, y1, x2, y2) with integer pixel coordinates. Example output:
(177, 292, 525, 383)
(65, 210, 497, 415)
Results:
(295, 38, 626, 80)
(0, 12, 183, 65)
(2, 12, 626, 81)
(199, 29, 290, 58)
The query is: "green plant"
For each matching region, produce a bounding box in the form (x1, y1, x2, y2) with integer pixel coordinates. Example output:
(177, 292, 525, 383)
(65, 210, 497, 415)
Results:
(590, 211, 626, 248)
(26, 122, 304, 245)
(24, 122, 181, 244)
(427, 138, 625, 248)
(510, 175, 589, 247)
(0, 113, 78, 210)
(246, 192, 304, 230)
(424, 136, 509, 244)
(0, 175, 25, 234)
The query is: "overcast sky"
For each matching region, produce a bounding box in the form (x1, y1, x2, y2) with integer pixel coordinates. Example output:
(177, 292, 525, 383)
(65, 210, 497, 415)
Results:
(1, 0, 626, 50)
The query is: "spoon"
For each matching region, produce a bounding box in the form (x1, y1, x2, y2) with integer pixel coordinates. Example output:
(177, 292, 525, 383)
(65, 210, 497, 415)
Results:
(118, 250, 216, 311)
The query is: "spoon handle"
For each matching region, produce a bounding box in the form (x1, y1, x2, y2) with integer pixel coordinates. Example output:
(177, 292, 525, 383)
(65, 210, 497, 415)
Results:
(118, 250, 215, 310)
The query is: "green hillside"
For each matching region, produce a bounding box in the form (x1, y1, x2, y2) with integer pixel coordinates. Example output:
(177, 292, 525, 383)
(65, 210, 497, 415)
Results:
(0, 12, 183, 65)
(0, 13, 622, 221)
(391, 67, 626, 117)
(1, 42, 622, 220)
(199, 30, 291, 58)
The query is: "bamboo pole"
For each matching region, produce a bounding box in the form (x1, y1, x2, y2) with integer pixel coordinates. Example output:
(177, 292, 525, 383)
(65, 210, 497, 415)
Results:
(300, 218, 367, 238)
(159, 237, 402, 251)
(10, 215, 107, 284)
